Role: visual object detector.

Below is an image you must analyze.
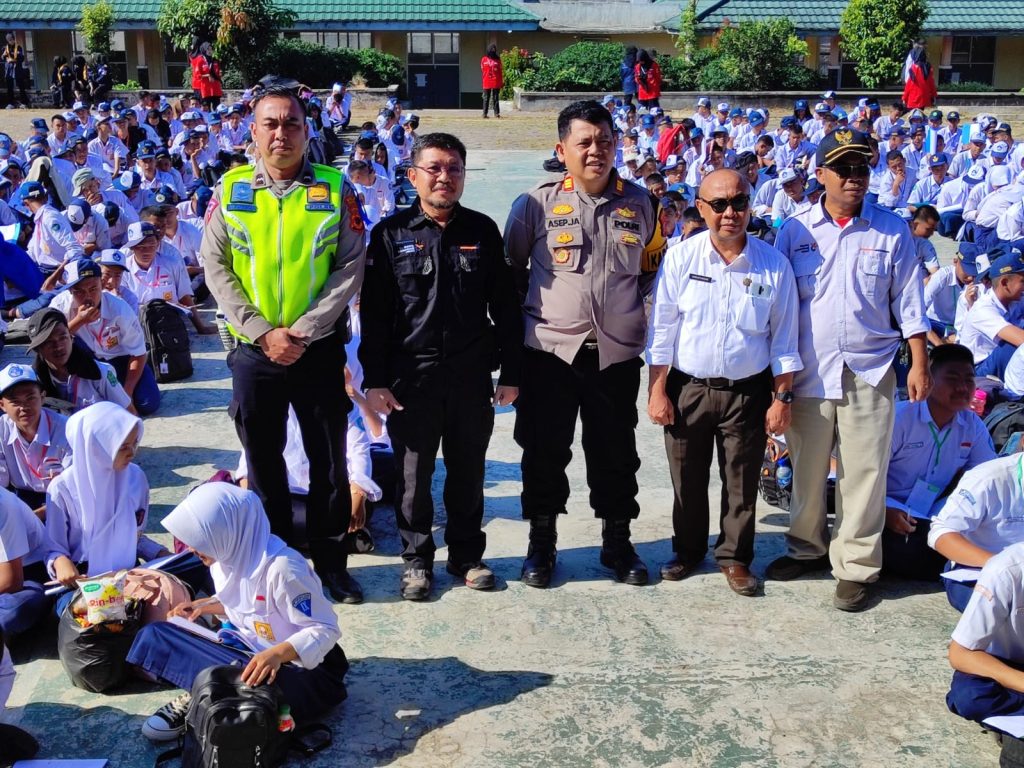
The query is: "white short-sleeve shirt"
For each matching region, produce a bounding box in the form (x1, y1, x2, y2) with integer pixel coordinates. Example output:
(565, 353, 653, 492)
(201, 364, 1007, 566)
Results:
(0, 486, 49, 565)
(50, 290, 146, 360)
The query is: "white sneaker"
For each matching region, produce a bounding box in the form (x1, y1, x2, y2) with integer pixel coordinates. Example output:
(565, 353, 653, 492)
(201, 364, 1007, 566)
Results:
(142, 692, 192, 742)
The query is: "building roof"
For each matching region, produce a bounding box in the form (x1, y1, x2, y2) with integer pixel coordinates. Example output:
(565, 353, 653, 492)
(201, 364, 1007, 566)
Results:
(511, 0, 680, 35)
(2, 0, 539, 30)
(657, 0, 1024, 36)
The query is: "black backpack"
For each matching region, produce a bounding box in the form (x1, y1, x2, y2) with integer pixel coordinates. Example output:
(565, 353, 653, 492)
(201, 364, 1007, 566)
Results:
(985, 401, 1024, 454)
(141, 299, 193, 383)
(157, 665, 331, 768)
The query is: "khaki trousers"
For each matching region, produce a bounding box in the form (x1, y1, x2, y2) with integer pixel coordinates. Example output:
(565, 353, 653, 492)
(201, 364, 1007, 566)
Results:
(784, 366, 896, 583)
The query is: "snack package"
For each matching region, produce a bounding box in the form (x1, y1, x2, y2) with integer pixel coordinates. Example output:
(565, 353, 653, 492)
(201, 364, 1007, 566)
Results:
(79, 571, 128, 625)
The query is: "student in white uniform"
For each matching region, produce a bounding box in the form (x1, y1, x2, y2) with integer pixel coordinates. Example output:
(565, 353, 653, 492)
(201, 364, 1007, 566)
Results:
(0, 485, 53, 637)
(924, 247, 977, 344)
(27, 308, 133, 413)
(0, 364, 71, 512)
(882, 345, 995, 580)
(946, 542, 1024, 737)
(959, 246, 1024, 379)
(907, 154, 951, 212)
(935, 163, 984, 237)
(769, 167, 809, 226)
(48, 257, 159, 416)
(130, 483, 349, 742)
(45, 403, 205, 617)
(98, 248, 139, 314)
(21, 182, 84, 274)
(928, 451, 1024, 612)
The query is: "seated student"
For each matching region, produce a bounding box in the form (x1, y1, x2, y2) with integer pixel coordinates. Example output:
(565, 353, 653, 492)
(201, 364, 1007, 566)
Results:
(945, 542, 1024, 744)
(0, 486, 53, 637)
(907, 153, 951, 214)
(120, 221, 216, 335)
(928, 448, 1024, 611)
(925, 247, 977, 345)
(27, 308, 133, 413)
(129, 483, 349, 742)
(911, 205, 941, 278)
(959, 245, 1024, 380)
(0, 364, 70, 512)
(770, 167, 808, 227)
(679, 206, 706, 241)
(878, 150, 913, 217)
(49, 257, 158, 416)
(936, 164, 985, 238)
(883, 345, 996, 580)
(97, 248, 139, 314)
(45, 403, 205, 607)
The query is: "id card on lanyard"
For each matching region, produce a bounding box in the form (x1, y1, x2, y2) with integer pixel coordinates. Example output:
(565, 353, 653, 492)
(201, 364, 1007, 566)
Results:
(905, 422, 952, 519)
(13, 413, 61, 488)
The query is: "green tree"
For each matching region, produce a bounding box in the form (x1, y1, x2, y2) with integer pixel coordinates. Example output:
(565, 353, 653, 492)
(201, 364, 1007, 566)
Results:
(157, 0, 296, 83)
(713, 19, 809, 90)
(840, 0, 929, 88)
(675, 0, 698, 61)
(530, 42, 624, 92)
(78, 0, 115, 57)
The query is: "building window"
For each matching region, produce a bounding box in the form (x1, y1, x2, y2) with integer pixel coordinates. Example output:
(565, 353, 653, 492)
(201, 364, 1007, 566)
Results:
(292, 32, 372, 49)
(407, 33, 459, 65)
(163, 36, 188, 91)
(67, 31, 127, 86)
(947, 36, 995, 85)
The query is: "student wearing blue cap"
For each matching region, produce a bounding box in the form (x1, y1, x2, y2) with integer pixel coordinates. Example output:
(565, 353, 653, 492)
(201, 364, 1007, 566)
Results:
(959, 246, 1024, 381)
(908, 153, 952, 214)
(925, 246, 978, 345)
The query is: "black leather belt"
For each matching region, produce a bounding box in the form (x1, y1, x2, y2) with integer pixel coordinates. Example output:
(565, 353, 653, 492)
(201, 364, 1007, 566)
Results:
(677, 370, 767, 389)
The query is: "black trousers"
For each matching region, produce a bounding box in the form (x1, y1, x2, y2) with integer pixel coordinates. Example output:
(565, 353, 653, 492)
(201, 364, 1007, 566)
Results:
(228, 334, 351, 572)
(515, 346, 641, 521)
(482, 88, 500, 116)
(881, 518, 946, 580)
(387, 371, 494, 568)
(664, 368, 772, 567)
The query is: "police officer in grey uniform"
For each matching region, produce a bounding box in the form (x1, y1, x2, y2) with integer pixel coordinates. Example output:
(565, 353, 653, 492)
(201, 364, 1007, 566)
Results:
(505, 100, 665, 588)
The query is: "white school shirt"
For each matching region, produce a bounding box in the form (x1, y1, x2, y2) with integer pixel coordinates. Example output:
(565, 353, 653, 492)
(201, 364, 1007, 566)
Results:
(29, 204, 84, 268)
(123, 252, 193, 305)
(952, 543, 1024, 661)
(87, 136, 128, 175)
(949, 148, 982, 179)
(962, 183, 989, 223)
(176, 200, 205, 232)
(48, 361, 132, 411)
(44, 462, 159, 572)
(959, 289, 1016, 364)
(1002, 347, 1024, 397)
(916, 236, 939, 274)
(227, 550, 342, 669)
(69, 214, 112, 252)
(0, 486, 50, 566)
(886, 400, 994, 516)
(770, 190, 808, 224)
(902, 145, 929, 179)
(223, 122, 249, 148)
(773, 140, 814, 170)
(95, 188, 139, 248)
(976, 184, 1024, 229)
(775, 198, 928, 399)
(908, 175, 949, 207)
(997, 201, 1024, 242)
(166, 221, 203, 267)
(646, 230, 802, 379)
(929, 454, 1024, 555)
(936, 177, 973, 213)
(877, 170, 913, 211)
(924, 264, 962, 326)
(0, 410, 70, 495)
(50, 290, 146, 360)
(751, 177, 780, 218)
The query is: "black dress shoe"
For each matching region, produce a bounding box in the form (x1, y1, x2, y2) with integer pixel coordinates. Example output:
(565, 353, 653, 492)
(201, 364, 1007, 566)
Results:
(320, 569, 363, 604)
(660, 555, 703, 581)
(600, 545, 649, 586)
(521, 545, 557, 588)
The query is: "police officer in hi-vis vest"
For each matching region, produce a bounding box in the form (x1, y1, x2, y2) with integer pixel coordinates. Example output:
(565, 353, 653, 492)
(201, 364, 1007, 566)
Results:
(203, 83, 366, 604)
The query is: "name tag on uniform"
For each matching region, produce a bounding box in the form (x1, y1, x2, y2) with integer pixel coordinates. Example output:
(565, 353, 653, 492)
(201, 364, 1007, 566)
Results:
(746, 281, 773, 299)
(689, 273, 713, 283)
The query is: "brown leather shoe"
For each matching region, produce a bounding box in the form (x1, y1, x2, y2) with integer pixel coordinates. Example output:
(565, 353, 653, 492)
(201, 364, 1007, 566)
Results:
(720, 564, 759, 596)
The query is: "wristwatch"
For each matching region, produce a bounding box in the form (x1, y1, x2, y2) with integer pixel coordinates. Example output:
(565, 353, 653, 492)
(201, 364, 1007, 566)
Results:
(775, 391, 795, 404)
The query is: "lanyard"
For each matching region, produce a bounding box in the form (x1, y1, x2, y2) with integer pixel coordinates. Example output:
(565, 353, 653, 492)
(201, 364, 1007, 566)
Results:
(927, 422, 951, 469)
(13, 412, 53, 479)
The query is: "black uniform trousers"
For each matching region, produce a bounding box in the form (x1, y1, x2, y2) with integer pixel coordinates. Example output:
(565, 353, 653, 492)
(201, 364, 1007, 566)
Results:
(664, 368, 772, 568)
(228, 333, 351, 573)
(515, 345, 641, 521)
(387, 371, 495, 569)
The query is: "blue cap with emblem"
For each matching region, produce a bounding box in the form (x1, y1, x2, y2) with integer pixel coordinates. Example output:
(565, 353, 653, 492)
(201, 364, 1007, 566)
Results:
(21, 181, 46, 201)
(62, 256, 102, 287)
(136, 140, 156, 159)
(125, 220, 157, 247)
(0, 363, 40, 396)
(113, 170, 141, 192)
(154, 184, 178, 205)
(928, 153, 948, 168)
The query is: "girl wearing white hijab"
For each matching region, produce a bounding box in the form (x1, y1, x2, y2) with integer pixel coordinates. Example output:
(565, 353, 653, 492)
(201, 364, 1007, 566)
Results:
(45, 401, 166, 591)
(129, 482, 348, 743)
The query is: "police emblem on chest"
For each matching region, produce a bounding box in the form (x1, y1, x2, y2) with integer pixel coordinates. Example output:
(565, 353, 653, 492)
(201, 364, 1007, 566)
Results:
(306, 182, 334, 211)
(226, 181, 257, 212)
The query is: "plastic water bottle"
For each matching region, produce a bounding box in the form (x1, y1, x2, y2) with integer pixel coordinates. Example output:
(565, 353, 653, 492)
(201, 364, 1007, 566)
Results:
(215, 311, 236, 352)
(776, 457, 793, 489)
(970, 388, 987, 417)
(277, 704, 295, 733)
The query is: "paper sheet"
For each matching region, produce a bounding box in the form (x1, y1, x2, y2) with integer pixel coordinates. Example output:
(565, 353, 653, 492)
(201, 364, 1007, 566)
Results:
(984, 715, 1024, 738)
(940, 567, 982, 583)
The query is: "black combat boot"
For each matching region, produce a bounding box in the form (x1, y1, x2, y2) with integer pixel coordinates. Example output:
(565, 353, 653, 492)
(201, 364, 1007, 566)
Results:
(599, 519, 649, 586)
(521, 515, 558, 588)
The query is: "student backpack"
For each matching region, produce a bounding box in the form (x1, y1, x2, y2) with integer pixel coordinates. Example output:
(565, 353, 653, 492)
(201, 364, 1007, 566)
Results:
(984, 401, 1024, 454)
(141, 299, 193, 383)
(156, 665, 331, 768)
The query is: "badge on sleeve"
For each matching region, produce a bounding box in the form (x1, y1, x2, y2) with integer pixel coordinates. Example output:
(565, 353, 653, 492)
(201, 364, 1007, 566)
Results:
(292, 592, 313, 617)
(344, 192, 365, 233)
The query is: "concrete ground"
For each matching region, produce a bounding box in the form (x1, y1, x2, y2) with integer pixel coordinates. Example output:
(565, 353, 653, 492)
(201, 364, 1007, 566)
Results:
(0, 112, 998, 766)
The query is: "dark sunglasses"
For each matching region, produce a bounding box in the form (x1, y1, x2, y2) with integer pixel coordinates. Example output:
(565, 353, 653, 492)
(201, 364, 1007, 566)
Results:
(824, 163, 871, 179)
(698, 193, 750, 213)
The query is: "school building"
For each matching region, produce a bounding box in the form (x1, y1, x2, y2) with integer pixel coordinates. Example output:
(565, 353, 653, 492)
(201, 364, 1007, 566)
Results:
(2, 0, 1022, 108)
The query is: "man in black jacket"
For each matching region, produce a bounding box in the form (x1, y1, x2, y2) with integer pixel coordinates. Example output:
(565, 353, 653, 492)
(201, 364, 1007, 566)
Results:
(359, 132, 523, 601)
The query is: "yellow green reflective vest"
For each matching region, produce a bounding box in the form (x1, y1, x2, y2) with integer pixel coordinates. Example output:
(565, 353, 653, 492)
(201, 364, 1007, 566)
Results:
(220, 163, 343, 341)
